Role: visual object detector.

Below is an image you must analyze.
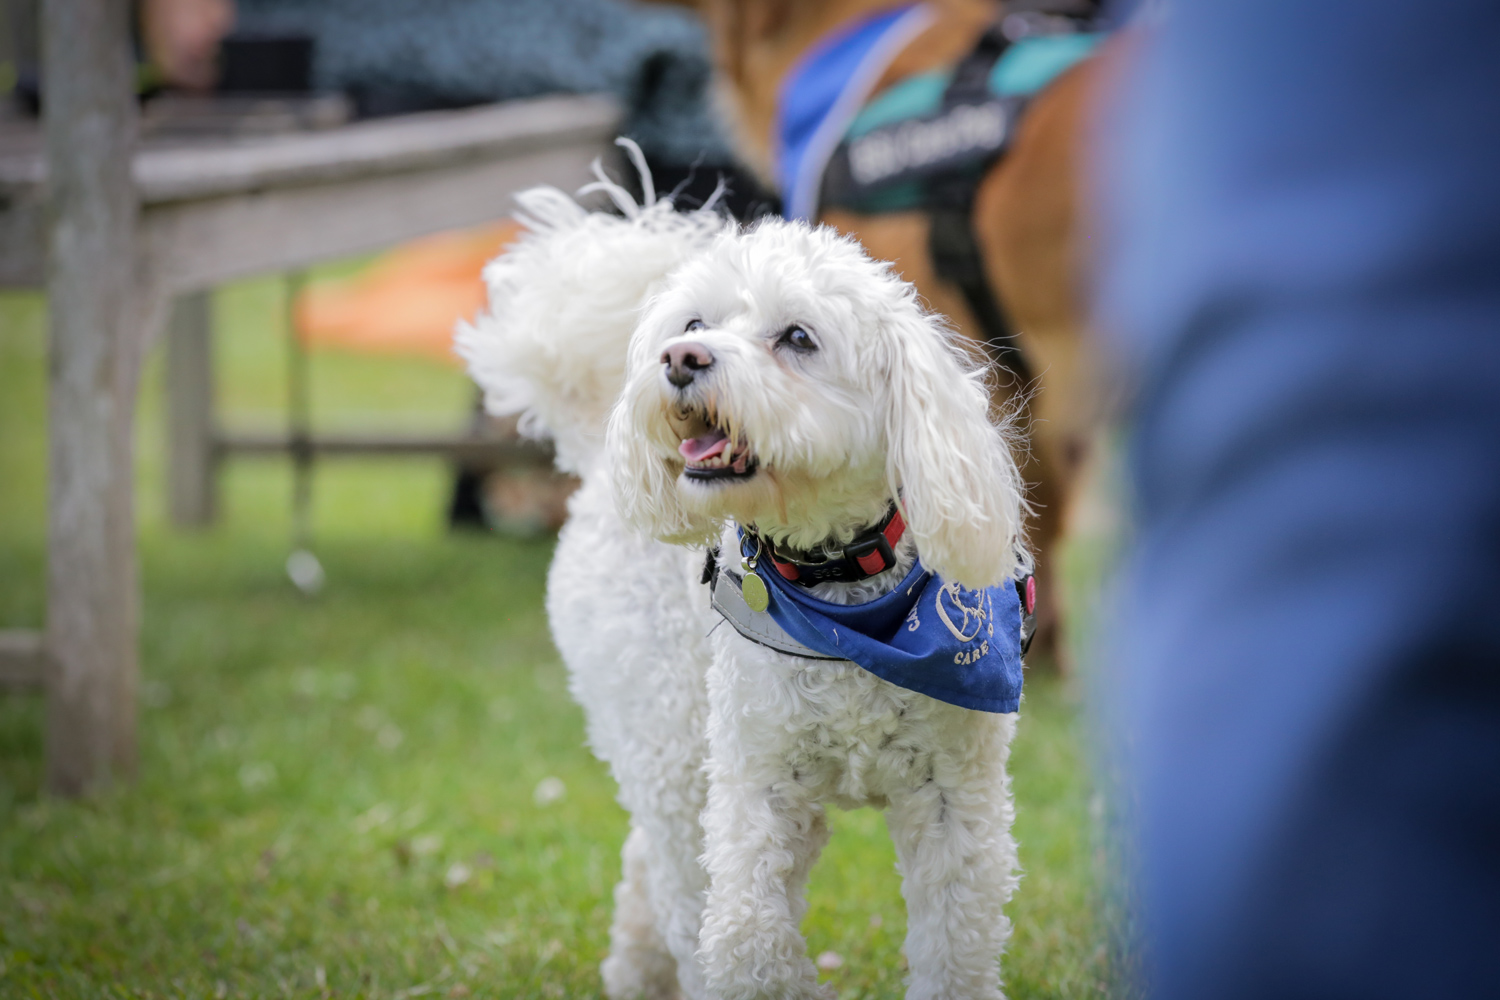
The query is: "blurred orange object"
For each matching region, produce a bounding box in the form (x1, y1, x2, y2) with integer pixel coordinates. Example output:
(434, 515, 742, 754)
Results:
(294, 221, 522, 364)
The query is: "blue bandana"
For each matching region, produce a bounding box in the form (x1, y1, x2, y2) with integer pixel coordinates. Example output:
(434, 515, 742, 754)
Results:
(775, 4, 935, 221)
(741, 532, 1024, 713)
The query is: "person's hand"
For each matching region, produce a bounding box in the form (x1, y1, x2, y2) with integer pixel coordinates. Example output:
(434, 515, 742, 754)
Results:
(140, 0, 235, 90)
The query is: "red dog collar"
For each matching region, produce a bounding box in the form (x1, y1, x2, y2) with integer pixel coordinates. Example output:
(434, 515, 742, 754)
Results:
(750, 505, 907, 586)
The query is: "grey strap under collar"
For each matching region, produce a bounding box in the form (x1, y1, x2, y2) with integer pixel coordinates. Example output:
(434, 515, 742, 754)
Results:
(710, 567, 845, 661)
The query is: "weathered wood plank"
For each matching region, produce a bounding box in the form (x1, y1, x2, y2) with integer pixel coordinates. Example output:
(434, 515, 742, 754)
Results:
(166, 293, 217, 526)
(1, 96, 620, 291)
(141, 139, 609, 298)
(134, 95, 618, 203)
(0, 630, 48, 691)
(43, 0, 141, 794)
(219, 432, 555, 468)
(0, 95, 618, 195)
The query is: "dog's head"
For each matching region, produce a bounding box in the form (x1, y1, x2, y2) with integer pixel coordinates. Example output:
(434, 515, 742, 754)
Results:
(608, 219, 1028, 588)
(456, 158, 729, 475)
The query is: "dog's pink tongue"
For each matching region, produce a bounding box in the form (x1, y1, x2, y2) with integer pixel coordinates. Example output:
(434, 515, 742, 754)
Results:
(679, 428, 729, 462)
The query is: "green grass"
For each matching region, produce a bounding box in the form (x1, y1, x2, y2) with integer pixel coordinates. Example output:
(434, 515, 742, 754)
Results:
(0, 281, 1109, 998)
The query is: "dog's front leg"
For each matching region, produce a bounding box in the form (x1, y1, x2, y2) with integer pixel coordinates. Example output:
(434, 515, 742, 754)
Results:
(697, 754, 831, 1000)
(884, 723, 1020, 1000)
(604, 824, 685, 1000)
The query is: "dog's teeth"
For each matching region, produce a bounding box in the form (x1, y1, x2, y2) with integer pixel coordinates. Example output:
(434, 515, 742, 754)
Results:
(683, 434, 757, 475)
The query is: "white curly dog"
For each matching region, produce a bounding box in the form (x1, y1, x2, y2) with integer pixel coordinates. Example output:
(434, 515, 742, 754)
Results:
(458, 154, 1031, 1000)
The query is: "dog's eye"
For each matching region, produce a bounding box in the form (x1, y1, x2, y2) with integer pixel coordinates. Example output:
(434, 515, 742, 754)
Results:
(685, 319, 707, 333)
(778, 326, 817, 353)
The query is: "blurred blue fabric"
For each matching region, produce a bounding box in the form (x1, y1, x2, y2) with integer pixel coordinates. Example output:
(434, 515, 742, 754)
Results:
(1095, 1, 1500, 997)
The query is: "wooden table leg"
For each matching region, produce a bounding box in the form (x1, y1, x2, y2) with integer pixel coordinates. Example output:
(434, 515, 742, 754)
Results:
(42, 0, 142, 795)
(167, 291, 218, 527)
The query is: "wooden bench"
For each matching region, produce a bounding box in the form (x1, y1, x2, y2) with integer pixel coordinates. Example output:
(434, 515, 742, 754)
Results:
(0, 0, 619, 794)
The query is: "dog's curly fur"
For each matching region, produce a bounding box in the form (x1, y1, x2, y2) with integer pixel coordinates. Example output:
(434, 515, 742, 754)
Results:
(459, 156, 1029, 1000)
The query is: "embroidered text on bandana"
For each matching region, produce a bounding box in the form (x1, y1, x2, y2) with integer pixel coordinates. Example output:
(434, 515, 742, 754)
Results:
(775, 4, 935, 221)
(739, 532, 1023, 713)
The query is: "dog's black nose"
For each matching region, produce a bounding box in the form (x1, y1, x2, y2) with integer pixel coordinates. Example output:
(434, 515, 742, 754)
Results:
(662, 341, 714, 388)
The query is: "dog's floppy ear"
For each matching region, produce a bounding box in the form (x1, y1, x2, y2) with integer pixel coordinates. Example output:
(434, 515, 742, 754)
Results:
(883, 308, 1030, 589)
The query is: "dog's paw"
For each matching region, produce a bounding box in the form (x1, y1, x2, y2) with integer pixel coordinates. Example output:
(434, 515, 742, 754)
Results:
(701, 962, 831, 1000)
(601, 950, 681, 1000)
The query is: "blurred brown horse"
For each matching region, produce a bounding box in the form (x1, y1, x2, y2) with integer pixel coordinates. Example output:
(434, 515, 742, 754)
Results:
(675, 0, 1120, 663)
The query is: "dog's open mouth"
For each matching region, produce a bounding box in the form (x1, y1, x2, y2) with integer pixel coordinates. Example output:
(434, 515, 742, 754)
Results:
(677, 420, 758, 482)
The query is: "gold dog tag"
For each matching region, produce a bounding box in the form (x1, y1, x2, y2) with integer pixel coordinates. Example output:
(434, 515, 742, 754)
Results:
(741, 564, 770, 612)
